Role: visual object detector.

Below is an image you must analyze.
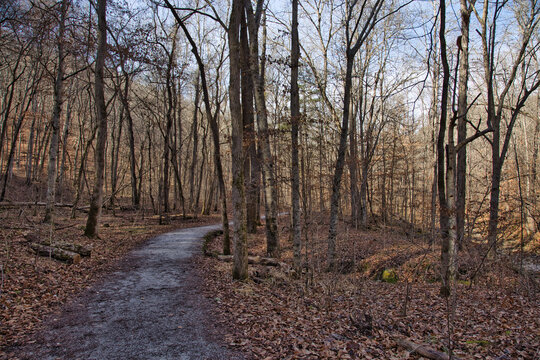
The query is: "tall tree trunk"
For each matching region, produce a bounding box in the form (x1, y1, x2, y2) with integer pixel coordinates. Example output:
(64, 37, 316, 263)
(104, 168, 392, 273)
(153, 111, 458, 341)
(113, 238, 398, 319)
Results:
(290, 0, 301, 271)
(230, 0, 248, 279)
(119, 68, 140, 208)
(85, 0, 108, 238)
(189, 74, 200, 213)
(456, 0, 472, 250)
(109, 100, 123, 210)
(244, 0, 279, 257)
(437, 0, 452, 297)
(349, 110, 360, 228)
(327, 0, 384, 269)
(240, 10, 258, 234)
(161, 25, 179, 225)
(25, 99, 37, 185)
(44, 0, 68, 223)
(328, 56, 353, 270)
(58, 95, 71, 200)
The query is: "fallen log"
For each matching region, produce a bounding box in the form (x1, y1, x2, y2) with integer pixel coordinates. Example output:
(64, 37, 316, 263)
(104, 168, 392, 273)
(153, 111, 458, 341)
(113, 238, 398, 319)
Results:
(0, 201, 73, 208)
(217, 255, 283, 267)
(39, 241, 91, 257)
(24, 234, 92, 257)
(29, 243, 81, 265)
(395, 338, 461, 360)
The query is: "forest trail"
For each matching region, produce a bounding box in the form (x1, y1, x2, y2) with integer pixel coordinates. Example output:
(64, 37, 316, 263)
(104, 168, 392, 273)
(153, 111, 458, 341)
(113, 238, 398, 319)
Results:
(12, 224, 242, 360)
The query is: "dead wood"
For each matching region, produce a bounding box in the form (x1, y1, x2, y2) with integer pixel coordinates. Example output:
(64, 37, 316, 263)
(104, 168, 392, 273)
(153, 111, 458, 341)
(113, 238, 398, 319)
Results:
(39, 241, 91, 257)
(217, 255, 283, 267)
(395, 337, 461, 360)
(29, 243, 82, 264)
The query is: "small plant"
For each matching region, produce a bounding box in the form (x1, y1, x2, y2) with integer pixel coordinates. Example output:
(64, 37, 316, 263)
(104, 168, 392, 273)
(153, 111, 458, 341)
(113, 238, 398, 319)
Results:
(382, 268, 398, 283)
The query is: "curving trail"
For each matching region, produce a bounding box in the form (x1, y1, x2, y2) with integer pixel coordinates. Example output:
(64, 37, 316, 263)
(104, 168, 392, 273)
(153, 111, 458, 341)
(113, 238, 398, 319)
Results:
(14, 224, 242, 360)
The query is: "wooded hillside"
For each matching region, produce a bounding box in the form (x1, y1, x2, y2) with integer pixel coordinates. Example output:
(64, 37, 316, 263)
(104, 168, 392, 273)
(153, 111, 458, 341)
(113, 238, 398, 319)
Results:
(1, 0, 539, 358)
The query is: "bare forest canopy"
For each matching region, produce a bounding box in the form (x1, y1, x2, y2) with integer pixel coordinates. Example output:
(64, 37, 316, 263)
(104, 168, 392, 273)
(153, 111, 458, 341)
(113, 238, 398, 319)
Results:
(0, 0, 539, 284)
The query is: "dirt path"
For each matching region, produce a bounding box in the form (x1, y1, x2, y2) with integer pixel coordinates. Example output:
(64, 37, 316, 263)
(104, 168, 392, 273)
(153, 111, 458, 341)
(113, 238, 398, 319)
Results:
(10, 225, 242, 360)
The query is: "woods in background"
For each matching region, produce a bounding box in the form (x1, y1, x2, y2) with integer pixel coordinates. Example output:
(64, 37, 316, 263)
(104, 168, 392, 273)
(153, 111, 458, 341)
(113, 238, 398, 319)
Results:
(0, 0, 539, 286)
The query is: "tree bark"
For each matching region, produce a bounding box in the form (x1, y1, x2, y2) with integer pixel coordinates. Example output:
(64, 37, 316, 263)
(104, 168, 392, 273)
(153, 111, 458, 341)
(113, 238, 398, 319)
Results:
(240, 10, 259, 234)
(437, 0, 452, 297)
(162, 0, 232, 254)
(290, 0, 301, 271)
(189, 74, 200, 214)
(230, 0, 248, 280)
(244, 0, 279, 257)
(29, 243, 81, 265)
(118, 63, 140, 208)
(161, 25, 179, 225)
(85, 0, 108, 238)
(456, 0, 472, 251)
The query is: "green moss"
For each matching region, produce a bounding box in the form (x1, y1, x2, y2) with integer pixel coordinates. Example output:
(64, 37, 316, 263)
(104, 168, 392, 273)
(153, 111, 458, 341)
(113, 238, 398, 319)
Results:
(382, 268, 398, 283)
(466, 340, 490, 346)
(457, 279, 471, 286)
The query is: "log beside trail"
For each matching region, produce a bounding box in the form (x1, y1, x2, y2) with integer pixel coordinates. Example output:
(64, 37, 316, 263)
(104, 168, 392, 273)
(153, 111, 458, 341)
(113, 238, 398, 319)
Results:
(24, 234, 92, 257)
(39, 241, 92, 257)
(29, 243, 82, 264)
(217, 255, 283, 267)
(395, 337, 461, 360)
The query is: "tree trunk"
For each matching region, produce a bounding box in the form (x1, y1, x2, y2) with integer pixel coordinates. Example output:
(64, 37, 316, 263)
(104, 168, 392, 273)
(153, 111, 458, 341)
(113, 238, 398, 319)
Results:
(163, 0, 232, 253)
(240, 11, 259, 234)
(230, 0, 248, 280)
(26, 99, 37, 185)
(161, 25, 179, 225)
(85, 0, 108, 238)
(244, 0, 279, 257)
(290, 0, 301, 271)
(118, 66, 140, 208)
(109, 97, 123, 211)
(58, 94, 72, 201)
(456, 0, 471, 251)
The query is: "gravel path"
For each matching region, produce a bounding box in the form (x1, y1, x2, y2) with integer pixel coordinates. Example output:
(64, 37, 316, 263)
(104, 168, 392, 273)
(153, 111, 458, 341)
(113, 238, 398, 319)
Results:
(13, 225, 242, 360)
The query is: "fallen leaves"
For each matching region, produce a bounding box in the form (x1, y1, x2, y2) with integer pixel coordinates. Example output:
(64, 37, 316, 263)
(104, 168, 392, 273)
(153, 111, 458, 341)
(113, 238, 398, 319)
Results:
(0, 205, 220, 357)
(199, 221, 540, 359)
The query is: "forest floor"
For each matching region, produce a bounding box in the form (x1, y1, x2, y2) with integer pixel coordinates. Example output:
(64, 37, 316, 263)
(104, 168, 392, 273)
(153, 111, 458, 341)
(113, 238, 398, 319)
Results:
(4, 223, 240, 360)
(1, 176, 539, 359)
(0, 175, 226, 359)
(202, 213, 540, 359)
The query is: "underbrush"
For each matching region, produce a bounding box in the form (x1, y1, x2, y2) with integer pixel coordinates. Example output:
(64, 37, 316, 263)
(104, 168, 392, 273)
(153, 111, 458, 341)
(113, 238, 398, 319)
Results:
(201, 216, 539, 359)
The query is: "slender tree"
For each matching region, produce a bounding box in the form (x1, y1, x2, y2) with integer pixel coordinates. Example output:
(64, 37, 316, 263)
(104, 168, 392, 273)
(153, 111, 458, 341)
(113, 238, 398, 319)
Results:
(474, 0, 540, 255)
(291, 0, 301, 271)
(162, 0, 232, 255)
(85, 0, 108, 238)
(244, 0, 280, 257)
(327, 0, 385, 270)
(44, 0, 69, 223)
(455, 0, 474, 250)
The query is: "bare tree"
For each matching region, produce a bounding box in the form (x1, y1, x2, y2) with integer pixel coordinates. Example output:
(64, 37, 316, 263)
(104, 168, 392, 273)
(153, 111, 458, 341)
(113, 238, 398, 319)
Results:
(327, 0, 386, 270)
(473, 0, 540, 255)
(291, 0, 301, 270)
(85, 0, 108, 238)
(230, 0, 248, 279)
(44, 0, 69, 223)
(244, 0, 280, 257)
(162, 0, 232, 255)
